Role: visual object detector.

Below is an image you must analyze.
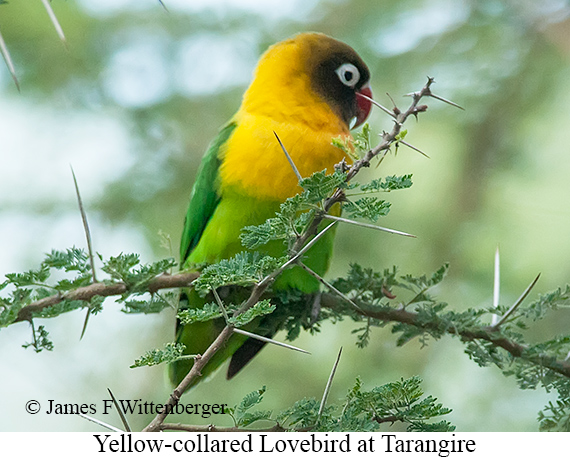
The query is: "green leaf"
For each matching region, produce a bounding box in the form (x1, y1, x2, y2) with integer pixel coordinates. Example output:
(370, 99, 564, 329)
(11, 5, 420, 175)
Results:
(55, 273, 93, 292)
(229, 377, 453, 432)
(31, 299, 86, 319)
(276, 398, 321, 429)
(300, 170, 347, 203)
(395, 129, 408, 141)
(235, 386, 266, 415)
(178, 302, 222, 325)
(122, 292, 175, 314)
(130, 342, 187, 368)
(353, 123, 371, 152)
(228, 299, 275, 327)
(332, 135, 361, 161)
(343, 197, 391, 222)
(400, 263, 449, 293)
(334, 263, 400, 303)
(102, 253, 141, 282)
(236, 410, 273, 427)
(240, 217, 292, 250)
(192, 252, 284, 295)
(5, 267, 50, 288)
(538, 398, 570, 431)
(341, 376, 454, 432)
(43, 248, 91, 274)
(101, 254, 177, 297)
(22, 324, 54, 353)
(240, 169, 349, 250)
(331, 136, 351, 155)
(358, 174, 413, 193)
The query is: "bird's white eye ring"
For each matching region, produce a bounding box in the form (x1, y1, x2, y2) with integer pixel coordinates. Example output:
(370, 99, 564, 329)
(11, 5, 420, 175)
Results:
(335, 63, 360, 88)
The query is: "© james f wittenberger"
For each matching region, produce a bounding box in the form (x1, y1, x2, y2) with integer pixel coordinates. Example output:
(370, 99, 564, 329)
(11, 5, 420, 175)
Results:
(25, 399, 227, 418)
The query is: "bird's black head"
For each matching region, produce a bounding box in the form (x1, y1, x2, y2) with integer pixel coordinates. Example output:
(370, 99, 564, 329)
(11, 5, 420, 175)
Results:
(301, 33, 372, 128)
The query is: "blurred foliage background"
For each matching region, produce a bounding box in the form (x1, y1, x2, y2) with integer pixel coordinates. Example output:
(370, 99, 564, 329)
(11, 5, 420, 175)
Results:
(2, 0, 570, 431)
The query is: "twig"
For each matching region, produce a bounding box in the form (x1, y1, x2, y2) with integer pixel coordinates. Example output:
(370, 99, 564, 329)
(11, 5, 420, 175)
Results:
(14, 272, 199, 324)
(233, 328, 311, 354)
(212, 288, 230, 322)
(144, 222, 338, 431)
(71, 166, 97, 339)
(234, 221, 338, 319)
(356, 92, 396, 118)
(143, 325, 234, 432)
(346, 78, 436, 181)
(213, 288, 310, 354)
(291, 78, 441, 258)
(76, 413, 123, 432)
(0, 27, 19, 91)
(317, 347, 342, 421)
(322, 214, 415, 238)
(373, 414, 400, 425)
(274, 131, 303, 182)
(41, 0, 67, 46)
(491, 246, 500, 326)
(492, 273, 541, 329)
(107, 388, 131, 432)
(320, 291, 570, 380)
(18, 265, 565, 387)
(398, 139, 430, 158)
(159, 422, 286, 432)
(298, 262, 363, 313)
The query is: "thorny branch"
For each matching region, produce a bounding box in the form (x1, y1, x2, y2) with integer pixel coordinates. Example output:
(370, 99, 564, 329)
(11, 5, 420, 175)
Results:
(319, 293, 570, 380)
(15, 264, 570, 383)
(14, 272, 199, 324)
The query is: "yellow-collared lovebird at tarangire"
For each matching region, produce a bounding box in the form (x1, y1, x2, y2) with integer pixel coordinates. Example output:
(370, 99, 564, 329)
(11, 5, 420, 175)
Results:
(170, 32, 372, 389)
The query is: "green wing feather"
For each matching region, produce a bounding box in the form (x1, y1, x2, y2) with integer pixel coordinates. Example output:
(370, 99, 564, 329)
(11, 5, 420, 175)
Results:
(179, 122, 237, 264)
(170, 122, 239, 389)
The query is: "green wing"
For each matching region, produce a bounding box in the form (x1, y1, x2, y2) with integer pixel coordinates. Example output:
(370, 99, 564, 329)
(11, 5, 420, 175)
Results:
(171, 121, 238, 389)
(180, 122, 237, 264)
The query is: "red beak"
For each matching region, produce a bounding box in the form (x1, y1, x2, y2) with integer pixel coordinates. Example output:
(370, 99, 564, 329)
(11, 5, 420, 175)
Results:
(354, 84, 373, 129)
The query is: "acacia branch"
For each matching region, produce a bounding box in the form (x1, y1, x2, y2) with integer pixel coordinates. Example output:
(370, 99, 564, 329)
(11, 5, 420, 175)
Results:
(143, 325, 235, 432)
(14, 272, 199, 324)
(320, 293, 570, 380)
(159, 423, 286, 432)
(373, 414, 401, 425)
(346, 78, 433, 182)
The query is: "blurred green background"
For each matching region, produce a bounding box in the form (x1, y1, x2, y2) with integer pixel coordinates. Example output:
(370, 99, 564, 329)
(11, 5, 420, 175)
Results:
(1, 0, 570, 431)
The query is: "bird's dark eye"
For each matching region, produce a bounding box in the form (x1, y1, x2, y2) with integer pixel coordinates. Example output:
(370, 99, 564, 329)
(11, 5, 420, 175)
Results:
(335, 63, 360, 88)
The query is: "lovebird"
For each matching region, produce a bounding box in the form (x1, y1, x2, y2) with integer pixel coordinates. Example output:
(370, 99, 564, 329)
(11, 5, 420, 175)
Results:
(170, 32, 372, 389)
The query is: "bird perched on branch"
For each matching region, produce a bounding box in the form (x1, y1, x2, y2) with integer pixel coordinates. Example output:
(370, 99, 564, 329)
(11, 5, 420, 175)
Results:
(170, 32, 372, 389)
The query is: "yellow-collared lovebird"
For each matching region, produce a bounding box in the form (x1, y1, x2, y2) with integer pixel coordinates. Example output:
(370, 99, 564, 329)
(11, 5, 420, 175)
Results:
(170, 32, 372, 389)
